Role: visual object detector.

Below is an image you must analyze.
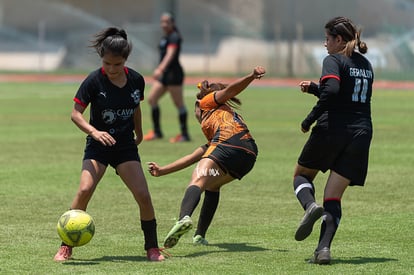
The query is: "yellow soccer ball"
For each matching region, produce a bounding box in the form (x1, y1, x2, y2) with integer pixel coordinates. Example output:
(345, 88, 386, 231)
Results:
(56, 209, 95, 247)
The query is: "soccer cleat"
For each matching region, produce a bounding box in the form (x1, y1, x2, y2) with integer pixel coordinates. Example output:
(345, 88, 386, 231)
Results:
(53, 245, 72, 262)
(146, 247, 165, 262)
(163, 215, 193, 248)
(295, 202, 324, 241)
(193, 235, 208, 245)
(144, 130, 162, 141)
(169, 134, 190, 143)
(309, 247, 331, 265)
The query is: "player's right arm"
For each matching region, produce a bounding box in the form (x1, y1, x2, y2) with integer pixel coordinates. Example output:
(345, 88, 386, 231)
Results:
(299, 81, 320, 97)
(71, 103, 116, 146)
(147, 145, 207, 177)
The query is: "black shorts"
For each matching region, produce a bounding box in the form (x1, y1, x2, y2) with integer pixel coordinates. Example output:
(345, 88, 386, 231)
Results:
(83, 139, 141, 168)
(204, 139, 258, 180)
(159, 65, 184, 86)
(298, 127, 372, 186)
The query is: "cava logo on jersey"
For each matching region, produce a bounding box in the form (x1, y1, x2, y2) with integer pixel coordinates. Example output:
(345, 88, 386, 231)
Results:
(131, 89, 141, 104)
(102, 108, 135, 124)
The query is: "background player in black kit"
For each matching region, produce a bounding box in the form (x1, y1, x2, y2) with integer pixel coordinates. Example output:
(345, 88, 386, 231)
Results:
(53, 27, 164, 262)
(292, 17, 374, 264)
(144, 12, 190, 143)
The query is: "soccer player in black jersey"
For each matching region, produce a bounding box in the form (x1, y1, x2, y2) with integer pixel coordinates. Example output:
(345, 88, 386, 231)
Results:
(144, 12, 190, 143)
(53, 27, 164, 262)
(292, 17, 373, 264)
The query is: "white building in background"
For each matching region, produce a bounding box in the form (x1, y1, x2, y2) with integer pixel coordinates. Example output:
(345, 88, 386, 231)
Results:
(0, 0, 413, 77)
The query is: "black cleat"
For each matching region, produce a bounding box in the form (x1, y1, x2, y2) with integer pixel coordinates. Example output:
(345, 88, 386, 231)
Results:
(309, 247, 331, 265)
(295, 202, 324, 241)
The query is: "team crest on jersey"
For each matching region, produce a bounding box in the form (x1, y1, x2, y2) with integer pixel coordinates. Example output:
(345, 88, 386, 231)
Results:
(102, 109, 116, 124)
(131, 89, 141, 104)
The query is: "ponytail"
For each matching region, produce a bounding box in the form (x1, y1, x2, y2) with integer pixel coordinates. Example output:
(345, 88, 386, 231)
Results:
(325, 16, 368, 57)
(90, 27, 132, 59)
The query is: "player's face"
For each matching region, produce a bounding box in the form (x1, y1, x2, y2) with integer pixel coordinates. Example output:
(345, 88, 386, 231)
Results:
(194, 101, 202, 123)
(101, 53, 126, 81)
(324, 31, 344, 54)
(160, 15, 174, 34)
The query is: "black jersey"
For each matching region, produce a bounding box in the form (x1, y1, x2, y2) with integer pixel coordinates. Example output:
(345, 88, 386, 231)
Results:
(305, 52, 374, 130)
(159, 31, 182, 71)
(74, 67, 145, 143)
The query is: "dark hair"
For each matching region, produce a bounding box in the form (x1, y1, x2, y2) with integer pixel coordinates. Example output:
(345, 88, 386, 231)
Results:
(90, 27, 132, 59)
(325, 16, 368, 56)
(196, 80, 241, 107)
(161, 12, 180, 35)
(162, 12, 175, 23)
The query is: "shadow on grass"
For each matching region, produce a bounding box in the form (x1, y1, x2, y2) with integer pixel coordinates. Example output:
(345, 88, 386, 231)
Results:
(184, 242, 278, 258)
(332, 257, 398, 265)
(63, 243, 283, 263)
(304, 256, 398, 265)
(63, 255, 147, 265)
(213, 242, 283, 252)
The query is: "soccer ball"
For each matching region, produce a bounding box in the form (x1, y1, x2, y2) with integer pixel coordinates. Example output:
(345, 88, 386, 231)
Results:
(56, 209, 95, 247)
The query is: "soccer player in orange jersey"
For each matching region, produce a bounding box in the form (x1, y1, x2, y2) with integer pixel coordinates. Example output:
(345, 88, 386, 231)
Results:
(148, 66, 265, 249)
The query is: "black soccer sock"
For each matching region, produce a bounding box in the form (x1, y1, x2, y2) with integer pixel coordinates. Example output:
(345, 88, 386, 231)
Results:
(151, 105, 162, 137)
(178, 106, 189, 138)
(179, 185, 202, 219)
(195, 190, 220, 238)
(293, 175, 316, 210)
(141, 219, 159, 250)
(317, 199, 342, 251)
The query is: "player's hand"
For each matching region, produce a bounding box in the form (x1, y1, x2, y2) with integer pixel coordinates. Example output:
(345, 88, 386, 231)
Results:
(153, 68, 163, 80)
(135, 132, 143, 145)
(301, 120, 311, 133)
(299, 81, 312, 93)
(253, 66, 266, 79)
(147, 162, 162, 177)
(91, 130, 116, 146)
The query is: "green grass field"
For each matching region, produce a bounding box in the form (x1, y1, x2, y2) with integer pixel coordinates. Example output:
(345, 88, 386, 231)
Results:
(0, 81, 413, 274)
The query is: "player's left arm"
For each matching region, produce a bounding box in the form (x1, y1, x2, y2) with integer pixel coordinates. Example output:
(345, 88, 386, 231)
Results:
(153, 45, 177, 79)
(133, 106, 143, 145)
(214, 66, 265, 104)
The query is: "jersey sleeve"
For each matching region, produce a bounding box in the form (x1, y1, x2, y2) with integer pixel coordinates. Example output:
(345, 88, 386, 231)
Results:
(73, 74, 96, 108)
(167, 32, 181, 48)
(320, 55, 341, 83)
(199, 92, 219, 110)
(130, 68, 145, 101)
(302, 55, 341, 130)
